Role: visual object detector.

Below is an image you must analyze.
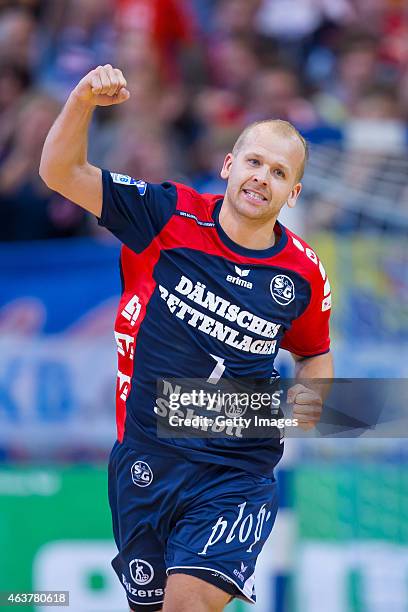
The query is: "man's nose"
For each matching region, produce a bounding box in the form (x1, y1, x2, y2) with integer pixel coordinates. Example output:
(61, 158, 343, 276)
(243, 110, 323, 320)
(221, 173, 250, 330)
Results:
(253, 170, 268, 186)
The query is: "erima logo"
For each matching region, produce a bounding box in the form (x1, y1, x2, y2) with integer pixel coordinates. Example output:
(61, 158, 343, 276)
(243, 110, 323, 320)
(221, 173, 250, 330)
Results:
(226, 267, 252, 289)
(233, 562, 248, 582)
(234, 266, 250, 277)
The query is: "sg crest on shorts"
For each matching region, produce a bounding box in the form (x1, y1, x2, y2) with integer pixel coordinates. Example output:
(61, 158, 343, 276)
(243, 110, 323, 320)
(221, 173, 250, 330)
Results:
(131, 460, 153, 487)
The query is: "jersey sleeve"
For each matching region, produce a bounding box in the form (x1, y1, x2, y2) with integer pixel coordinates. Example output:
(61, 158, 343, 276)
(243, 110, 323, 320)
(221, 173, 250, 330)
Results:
(280, 269, 331, 357)
(98, 170, 177, 253)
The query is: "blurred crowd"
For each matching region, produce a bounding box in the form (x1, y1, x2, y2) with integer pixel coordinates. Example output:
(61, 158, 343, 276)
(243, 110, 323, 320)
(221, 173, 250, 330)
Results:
(0, 0, 407, 241)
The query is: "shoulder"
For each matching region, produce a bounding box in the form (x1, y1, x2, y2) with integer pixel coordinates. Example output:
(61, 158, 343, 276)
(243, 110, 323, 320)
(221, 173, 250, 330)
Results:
(280, 225, 329, 288)
(172, 182, 223, 216)
(278, 227, 332, 322)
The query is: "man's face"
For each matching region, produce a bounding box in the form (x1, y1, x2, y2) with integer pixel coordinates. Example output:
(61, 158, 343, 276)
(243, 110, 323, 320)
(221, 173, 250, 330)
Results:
(220, 127, 303, 222)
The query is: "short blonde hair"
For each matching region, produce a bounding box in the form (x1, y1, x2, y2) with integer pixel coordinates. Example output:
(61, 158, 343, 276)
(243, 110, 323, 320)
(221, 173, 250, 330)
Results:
(232, 119, 309, 182)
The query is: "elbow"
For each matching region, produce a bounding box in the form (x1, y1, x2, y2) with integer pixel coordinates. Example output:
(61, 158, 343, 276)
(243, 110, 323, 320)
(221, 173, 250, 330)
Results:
(39, 158, 61, 192)
(39, 158, 52, 188)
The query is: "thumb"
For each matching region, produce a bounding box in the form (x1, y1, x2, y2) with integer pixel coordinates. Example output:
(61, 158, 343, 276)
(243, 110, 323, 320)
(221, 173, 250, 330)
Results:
(112, 87, 130, 105)
(287, 383, 304, 404)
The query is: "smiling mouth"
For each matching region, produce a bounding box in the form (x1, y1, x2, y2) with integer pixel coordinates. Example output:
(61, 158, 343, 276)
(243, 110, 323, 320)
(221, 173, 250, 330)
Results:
(242, 189, 268, 202)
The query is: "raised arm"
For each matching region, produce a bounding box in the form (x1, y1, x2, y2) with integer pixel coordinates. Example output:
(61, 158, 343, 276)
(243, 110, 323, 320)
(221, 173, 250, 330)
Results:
(39, 64, 130, 217)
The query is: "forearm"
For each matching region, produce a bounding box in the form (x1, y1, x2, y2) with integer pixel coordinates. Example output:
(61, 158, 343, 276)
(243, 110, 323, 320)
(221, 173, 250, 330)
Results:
(39, 65, 128, 215)
(39, 92, 94, 189)
(294, 352, 334, 400)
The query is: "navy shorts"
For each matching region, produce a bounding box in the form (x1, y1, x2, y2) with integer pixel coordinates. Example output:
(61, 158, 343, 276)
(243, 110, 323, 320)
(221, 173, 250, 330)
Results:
(108, 441, 279, 610)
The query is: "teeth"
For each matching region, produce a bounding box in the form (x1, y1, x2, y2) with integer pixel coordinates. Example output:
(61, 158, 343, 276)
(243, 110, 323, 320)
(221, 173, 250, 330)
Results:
(244, 190, 264, 201)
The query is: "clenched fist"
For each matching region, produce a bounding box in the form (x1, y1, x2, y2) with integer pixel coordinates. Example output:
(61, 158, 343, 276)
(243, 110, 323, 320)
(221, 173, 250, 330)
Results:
(72, 64, 130, 107)
(287, 383, 323, 431)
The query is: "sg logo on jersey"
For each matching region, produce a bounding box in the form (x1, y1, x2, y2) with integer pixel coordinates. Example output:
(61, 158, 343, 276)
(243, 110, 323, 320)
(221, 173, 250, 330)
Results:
(131, 461, 153, 487)
(270, 275, 295, 306)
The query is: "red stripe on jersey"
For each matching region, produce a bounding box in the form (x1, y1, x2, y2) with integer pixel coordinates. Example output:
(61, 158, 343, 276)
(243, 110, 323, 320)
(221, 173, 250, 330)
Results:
(114, 238, 161, 442)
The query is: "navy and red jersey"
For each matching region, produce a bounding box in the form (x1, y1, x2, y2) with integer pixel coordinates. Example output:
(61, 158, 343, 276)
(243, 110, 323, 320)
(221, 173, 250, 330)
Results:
(99, 170, 332, 476)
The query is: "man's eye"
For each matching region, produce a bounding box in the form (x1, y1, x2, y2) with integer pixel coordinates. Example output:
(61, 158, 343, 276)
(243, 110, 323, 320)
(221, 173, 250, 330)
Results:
(274, 169, 285, 178)
(248, 159, 260, 166)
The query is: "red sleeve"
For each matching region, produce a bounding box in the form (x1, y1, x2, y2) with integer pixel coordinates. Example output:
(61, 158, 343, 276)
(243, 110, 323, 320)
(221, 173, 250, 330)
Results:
(280, 266, 331, 357)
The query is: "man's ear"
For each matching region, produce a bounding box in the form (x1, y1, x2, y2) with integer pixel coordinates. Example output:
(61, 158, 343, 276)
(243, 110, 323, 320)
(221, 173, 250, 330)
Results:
(287, 182, 302, 209)
(220, 153, 233, 179)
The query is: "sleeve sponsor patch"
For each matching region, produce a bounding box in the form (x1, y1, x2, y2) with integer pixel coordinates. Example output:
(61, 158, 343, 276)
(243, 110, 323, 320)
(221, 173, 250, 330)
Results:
(110, 173, 147, 195)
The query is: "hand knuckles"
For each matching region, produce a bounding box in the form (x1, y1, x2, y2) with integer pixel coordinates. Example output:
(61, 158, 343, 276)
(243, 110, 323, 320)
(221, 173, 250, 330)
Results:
(294, 408, 320, 417)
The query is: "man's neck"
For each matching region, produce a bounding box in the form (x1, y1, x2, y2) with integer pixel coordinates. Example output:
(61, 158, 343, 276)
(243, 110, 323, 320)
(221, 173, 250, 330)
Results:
(218, 201, 278, 250)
